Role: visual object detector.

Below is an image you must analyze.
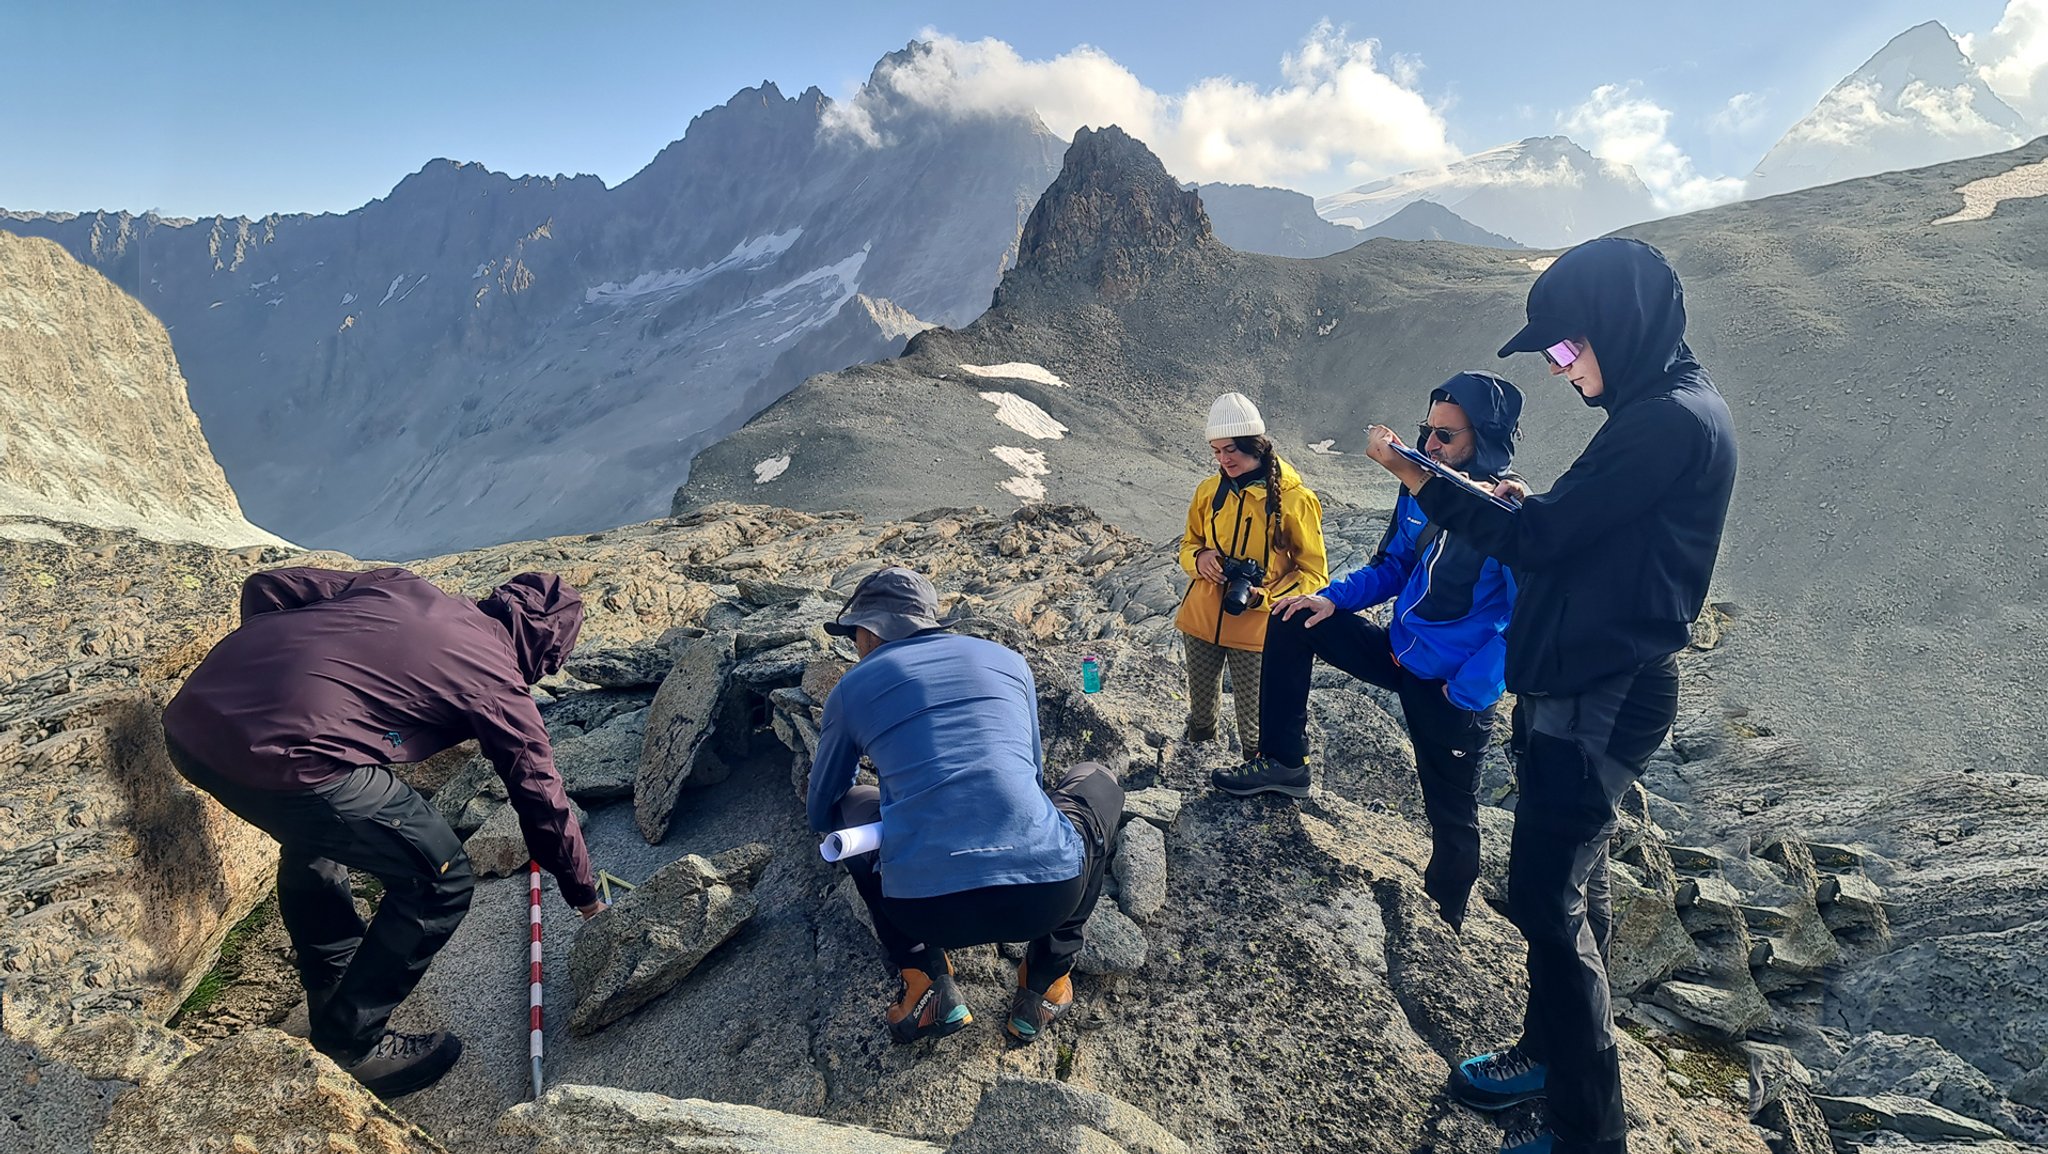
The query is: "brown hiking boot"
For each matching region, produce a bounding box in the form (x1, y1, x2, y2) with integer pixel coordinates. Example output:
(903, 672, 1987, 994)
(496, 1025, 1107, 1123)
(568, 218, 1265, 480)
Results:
(886, 966, 972, 1044)
(340, 1029, 462, 1099)
(1004, 963, 1073, 1044)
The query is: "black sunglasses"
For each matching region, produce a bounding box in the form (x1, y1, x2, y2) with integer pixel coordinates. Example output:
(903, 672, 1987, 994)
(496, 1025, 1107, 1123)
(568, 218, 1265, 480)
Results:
(1417, 422, 1469, 445)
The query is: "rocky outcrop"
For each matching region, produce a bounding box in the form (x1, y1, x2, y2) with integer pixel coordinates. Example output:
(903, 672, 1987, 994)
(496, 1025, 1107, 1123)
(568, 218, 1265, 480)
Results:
(93, 1029, 447, 1153)
(499, 1084, 943, 1153)
(1006, 126, 1219, 303)
(948, 1077, 1190, 1154)
(0, 232, 286, 548)
(569, 843, 773, 1035)
(0, 521, 358, 1081)
(0, 500, 1929, 1154)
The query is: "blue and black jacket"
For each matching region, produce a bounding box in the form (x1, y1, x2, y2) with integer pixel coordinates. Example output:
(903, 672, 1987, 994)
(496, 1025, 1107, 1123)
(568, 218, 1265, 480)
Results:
(1324, 371, 1523, 711)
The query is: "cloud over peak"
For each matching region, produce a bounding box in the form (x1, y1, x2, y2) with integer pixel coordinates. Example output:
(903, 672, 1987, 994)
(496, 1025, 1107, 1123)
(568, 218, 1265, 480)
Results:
(823, 24, 1460, 190)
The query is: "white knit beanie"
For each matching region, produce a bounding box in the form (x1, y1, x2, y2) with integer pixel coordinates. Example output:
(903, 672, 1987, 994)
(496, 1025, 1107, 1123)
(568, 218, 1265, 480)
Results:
(1205, 392, 1266, 440)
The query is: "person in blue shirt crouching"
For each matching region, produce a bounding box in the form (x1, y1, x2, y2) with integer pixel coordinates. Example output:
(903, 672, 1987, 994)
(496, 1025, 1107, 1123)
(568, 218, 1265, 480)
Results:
(1213, 371, 1523, 933)
(808, 566, 1125, 1046)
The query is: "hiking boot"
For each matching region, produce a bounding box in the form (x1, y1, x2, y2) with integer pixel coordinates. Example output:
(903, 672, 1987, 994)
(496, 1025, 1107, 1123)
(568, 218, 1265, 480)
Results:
(1499, 1119, 1555, 1154)
(1210, 755, 1311, 799)
(886, 967, 971, 1044)
(341, 1029, 462, 1099)
(1183, 721, 1218, 743)
(1450, 1045, 1548, 1110)
(1004, 963, 1073, 1045)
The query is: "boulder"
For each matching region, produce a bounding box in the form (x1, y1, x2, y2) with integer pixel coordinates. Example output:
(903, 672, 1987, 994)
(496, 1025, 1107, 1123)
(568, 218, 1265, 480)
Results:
(1829, 1032, 2042, 1143)
(1810, 1093, 2006, 1142)
(1650, 979, 1773, 1039)
(93, 1028, 447, 1153)
(565, 641, 676, 689)
(1120, 787, 1182, 829)
(1113, 819, 1168, 922)
(463, 797, 589, 879)
(949, 1076, 1189, 1154)
(1755, 1085, 1834, 1154)
(635, 630, 739, 843)
(1832, 919, 2048, 1082)
(498, 1084, 942, 1154)
(569, 843, 772, 1035)
(432, 754, 507, 835)
(552, 706, 648, 801)
(1073, 902, 1148, 975)
(1606, 855, 1696, 998)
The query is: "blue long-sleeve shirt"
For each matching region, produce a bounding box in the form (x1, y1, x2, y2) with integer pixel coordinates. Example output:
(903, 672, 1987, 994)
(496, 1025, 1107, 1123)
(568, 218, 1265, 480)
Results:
(806, 631, 1083, 899)
(1322, 491, 1518, 711)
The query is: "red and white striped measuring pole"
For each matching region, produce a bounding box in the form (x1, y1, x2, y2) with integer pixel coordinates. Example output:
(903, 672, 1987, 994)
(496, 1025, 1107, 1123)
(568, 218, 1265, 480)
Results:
(527, 861, 544, 1100)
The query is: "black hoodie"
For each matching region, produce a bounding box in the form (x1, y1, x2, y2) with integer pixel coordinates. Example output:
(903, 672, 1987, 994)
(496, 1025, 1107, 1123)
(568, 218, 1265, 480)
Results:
(1414, 238, 1737, 695)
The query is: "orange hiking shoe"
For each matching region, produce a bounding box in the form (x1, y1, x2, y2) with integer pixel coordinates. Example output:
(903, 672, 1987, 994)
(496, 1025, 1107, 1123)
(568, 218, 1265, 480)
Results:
(1005, 962, 1074, 1045)
(886, 964, 972, 1044)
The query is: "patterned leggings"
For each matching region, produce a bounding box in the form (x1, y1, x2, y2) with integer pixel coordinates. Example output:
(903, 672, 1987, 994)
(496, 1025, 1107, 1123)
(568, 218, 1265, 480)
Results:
(1183, 633, 1263, 753)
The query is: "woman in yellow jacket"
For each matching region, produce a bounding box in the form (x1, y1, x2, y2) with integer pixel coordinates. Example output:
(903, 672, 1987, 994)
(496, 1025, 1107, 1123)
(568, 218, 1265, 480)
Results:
(1173, 393, 1328, 755)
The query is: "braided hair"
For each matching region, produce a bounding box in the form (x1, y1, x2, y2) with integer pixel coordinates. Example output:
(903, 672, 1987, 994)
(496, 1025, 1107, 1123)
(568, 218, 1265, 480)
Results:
(1225, 434, 1295, 554)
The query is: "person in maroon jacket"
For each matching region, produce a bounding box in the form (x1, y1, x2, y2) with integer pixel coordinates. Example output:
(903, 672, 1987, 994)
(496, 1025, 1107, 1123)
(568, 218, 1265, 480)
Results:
(161, 566, 603, 1099)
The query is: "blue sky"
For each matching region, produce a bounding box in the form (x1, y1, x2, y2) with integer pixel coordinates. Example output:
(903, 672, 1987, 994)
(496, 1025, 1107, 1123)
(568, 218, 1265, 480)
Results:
(0, 0, 2027, 218)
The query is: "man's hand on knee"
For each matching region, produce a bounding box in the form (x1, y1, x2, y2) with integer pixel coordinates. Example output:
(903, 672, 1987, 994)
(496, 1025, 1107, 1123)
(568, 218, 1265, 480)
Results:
(1272, 594, 1335, 627)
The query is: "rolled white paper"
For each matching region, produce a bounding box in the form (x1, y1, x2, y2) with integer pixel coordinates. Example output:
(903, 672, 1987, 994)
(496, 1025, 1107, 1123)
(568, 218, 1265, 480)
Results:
(819, 822, 884, 862)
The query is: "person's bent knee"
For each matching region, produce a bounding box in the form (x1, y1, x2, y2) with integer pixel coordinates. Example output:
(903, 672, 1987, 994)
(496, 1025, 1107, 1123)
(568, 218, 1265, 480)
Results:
(1505, 882, 1578, 952)
(422, 855, 475, 917)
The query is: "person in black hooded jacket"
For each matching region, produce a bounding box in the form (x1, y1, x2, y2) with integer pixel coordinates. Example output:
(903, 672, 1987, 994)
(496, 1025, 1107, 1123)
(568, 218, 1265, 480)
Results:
(1364, 237, 1736, 1154)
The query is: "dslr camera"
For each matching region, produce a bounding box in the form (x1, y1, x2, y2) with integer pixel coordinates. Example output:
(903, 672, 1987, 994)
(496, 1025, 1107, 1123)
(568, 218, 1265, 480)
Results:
(1219, 556, 1266, 616)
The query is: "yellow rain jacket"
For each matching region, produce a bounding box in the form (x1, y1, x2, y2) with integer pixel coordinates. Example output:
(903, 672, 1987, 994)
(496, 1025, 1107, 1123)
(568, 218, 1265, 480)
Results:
(1174, 457, 1328, 652)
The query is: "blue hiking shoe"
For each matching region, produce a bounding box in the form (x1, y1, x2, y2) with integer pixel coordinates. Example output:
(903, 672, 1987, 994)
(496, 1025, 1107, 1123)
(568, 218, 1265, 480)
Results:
(1499, 1120, 1555, 1154)
(1450, 1045, 1548, 1110)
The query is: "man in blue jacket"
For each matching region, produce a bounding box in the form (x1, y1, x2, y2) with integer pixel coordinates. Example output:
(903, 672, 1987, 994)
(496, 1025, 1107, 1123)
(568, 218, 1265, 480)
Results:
(1214, 371, 1523, 933)
(1366, 238, 1737, 1154)
(808, 566, 1124, 1048)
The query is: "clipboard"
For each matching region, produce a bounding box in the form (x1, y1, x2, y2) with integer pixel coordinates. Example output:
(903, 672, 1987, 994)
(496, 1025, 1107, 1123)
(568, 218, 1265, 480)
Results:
(1389, 440, 1522, 512)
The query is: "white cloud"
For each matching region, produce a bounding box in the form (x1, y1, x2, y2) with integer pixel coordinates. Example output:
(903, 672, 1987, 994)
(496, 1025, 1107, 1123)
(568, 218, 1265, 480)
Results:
(1786, 80, 1899, 146)
(1784, 77, 2025, 148)
(1969, 0, 2048, 124)
(823, 23, 1459, 189)
(1896, 79, 2025, 139)
(1710, 92, 1769, 135)
(1562, 85, 1747, 211)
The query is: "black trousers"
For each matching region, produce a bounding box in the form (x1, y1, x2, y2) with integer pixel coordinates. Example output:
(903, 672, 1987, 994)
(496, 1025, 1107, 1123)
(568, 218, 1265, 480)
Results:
(1259, 610, 1496, 928)
(837, 762, 1123, 994)
(166, 737, 475, 1064)
(1508, 656, 1679, 1154)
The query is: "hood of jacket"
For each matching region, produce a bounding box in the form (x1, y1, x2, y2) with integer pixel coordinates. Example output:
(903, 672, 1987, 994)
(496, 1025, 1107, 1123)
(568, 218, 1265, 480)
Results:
(1433, 371, 1524, 479)
(1502, 236, 1701, 411)
(478, 572, 585, 684)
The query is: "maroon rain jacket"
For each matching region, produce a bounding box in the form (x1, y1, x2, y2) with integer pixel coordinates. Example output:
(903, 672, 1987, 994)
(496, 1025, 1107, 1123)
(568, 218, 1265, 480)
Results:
(163, 566, 598, 908)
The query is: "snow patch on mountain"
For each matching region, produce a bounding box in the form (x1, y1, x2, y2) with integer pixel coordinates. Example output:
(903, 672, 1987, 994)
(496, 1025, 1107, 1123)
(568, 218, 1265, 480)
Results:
(585, 229, 804, 305)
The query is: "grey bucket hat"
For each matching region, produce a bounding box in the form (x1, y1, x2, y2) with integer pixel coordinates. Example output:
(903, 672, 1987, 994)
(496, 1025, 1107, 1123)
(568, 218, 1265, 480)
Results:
(824, 566, 944, 642)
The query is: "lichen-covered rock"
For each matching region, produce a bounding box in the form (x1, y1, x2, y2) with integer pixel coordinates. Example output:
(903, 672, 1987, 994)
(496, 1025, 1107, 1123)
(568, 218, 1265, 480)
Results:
(569, 843, 772, 1034)
(92, 1028, 447, 1154)
(1113, 819, 1168, 923)
(498, 1084, 942, 1153)
(635, 630, 738, 843)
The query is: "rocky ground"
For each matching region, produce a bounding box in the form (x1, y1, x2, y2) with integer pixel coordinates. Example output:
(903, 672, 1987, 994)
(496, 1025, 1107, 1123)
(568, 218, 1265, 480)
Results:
(3, 501, 2041, 1152)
